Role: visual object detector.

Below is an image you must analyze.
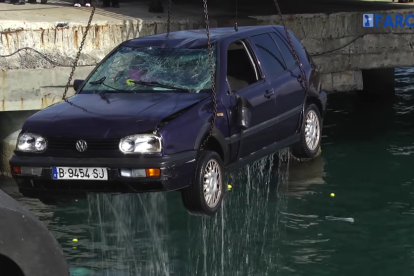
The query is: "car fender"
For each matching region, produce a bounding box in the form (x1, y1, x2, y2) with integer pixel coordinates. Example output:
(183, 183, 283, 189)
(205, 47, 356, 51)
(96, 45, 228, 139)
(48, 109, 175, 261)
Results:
(194, 124, 229, 163)
(308, 86, 320, 99)
(295, 86, 323, 134)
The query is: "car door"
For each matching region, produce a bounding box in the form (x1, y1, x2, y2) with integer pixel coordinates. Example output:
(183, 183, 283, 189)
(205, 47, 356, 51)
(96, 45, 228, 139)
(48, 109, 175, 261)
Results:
(268, 31, 305, 141)
(225, 38, 279, 159)
(248, 32, 301, 143)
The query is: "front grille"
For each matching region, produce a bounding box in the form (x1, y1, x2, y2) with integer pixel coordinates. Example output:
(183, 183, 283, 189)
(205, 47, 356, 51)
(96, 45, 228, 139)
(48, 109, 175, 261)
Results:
(47, 138, 120, 150)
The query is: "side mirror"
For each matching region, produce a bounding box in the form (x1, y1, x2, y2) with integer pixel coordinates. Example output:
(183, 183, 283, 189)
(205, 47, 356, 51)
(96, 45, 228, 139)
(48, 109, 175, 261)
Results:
(73, 79, 85, 92)
(236, 95, 252, 130)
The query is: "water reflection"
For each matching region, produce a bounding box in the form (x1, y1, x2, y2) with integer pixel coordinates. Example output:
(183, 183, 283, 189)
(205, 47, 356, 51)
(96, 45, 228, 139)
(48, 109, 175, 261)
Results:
(285, 156, 325, 198)
(61, 148, 295, 276)
(0, 141, 329, 276)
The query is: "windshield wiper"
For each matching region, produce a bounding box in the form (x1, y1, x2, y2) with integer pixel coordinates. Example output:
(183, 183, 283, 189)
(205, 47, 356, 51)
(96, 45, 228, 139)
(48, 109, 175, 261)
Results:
(130, 80, 192, 93)
(89, 77, 107, 85)
(88, 77, 110, 103)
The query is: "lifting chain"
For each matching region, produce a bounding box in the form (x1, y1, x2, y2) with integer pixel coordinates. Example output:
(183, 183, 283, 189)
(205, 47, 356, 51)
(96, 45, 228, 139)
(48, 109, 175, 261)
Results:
(62, 0, 98, 102)
(272, 0, 309, 96)
(167, 0, 172, 34)
(199, 0, 217, 151)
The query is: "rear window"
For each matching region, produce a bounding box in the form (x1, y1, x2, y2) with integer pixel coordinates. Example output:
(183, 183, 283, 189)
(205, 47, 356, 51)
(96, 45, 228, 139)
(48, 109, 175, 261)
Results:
(269, 32, 296, 70)
(250, 33, 286, 76)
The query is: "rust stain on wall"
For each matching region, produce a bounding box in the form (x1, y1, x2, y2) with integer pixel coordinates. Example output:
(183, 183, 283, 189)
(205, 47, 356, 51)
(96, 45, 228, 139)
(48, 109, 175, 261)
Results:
(1, 70, 6, 88)
(5, 33, 10, 54)
(2, 100, 4, 111)
(43, 93, 53, 109)
(1, 29, 24, 54)
(74, 29, 79, 49)
(20, 98, 23, 110)
(40, 29, 45, 47)
(94, 25, 100, 47)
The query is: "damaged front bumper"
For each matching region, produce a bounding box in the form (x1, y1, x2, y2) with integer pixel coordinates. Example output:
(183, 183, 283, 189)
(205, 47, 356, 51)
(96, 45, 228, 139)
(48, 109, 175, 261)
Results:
(9, 150, 197, 198)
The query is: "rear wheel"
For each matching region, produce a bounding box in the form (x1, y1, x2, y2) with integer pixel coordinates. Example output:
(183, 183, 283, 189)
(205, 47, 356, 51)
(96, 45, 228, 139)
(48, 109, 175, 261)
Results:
(181, 150, 225, 216)
(290, 103, 322, 159)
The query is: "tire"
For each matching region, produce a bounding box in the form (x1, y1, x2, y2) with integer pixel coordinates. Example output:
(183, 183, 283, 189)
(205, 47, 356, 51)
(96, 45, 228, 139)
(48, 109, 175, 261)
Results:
(290, 103, 322, 159)
(181, 150, 225, 216)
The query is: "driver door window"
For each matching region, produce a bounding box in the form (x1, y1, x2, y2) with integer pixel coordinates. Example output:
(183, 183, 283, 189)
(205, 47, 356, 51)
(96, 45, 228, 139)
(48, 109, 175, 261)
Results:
(226, 40, 262, 92)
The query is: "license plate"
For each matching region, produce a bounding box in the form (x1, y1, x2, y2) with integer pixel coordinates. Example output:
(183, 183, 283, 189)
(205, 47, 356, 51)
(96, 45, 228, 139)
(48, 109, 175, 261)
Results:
(52, 167, 108, 180)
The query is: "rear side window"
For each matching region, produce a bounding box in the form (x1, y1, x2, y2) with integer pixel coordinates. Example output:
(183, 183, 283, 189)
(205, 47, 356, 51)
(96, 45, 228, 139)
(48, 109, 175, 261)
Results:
(270, 32, 296, 70)
(250, 33, 286, 77)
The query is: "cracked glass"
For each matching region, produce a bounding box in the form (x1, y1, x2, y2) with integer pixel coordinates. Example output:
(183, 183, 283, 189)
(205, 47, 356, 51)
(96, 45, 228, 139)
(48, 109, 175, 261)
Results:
(81, 45, 217, 94)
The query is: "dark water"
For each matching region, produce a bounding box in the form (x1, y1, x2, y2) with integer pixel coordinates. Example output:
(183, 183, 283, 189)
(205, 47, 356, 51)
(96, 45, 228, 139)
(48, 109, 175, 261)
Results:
(2, 67, 414, 276)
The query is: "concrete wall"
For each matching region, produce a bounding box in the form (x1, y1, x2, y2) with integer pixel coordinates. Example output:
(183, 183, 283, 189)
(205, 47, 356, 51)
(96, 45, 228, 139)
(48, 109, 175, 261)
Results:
(252, 9, 414, 92)
(0, 19, 210, 111)
(2, 8, 414, 112)
(0, 67, 94, 111)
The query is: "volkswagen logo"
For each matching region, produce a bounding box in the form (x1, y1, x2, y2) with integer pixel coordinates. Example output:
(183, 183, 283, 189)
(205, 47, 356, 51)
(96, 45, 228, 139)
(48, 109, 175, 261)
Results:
(75, 140, 88, 152)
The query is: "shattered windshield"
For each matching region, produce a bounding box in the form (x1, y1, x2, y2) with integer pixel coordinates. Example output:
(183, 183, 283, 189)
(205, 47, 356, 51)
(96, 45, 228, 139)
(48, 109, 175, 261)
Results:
(81, 45, 217, 93)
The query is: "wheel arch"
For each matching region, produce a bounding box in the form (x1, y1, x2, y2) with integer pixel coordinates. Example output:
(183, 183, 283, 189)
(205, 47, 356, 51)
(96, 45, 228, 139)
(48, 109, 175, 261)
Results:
(194, 124, 229, 164)
(306, 95, 323, 117)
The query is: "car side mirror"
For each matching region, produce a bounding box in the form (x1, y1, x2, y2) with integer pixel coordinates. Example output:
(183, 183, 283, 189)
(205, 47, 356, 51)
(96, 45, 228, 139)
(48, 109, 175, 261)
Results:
(73, 79, 85, 92)
(236, 95, 252, 130)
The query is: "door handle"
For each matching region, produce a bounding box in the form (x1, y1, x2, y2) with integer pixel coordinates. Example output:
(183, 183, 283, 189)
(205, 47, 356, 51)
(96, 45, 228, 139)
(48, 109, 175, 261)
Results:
(264, 89, 274, 99)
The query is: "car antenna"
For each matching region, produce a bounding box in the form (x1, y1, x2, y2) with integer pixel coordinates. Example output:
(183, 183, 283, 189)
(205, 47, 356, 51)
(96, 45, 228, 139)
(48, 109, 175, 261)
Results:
(234, 0, 238, 31)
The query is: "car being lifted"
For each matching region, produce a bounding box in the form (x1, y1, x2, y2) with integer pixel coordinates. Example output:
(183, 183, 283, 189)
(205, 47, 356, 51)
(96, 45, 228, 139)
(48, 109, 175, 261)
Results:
(9, 26, 327, 216)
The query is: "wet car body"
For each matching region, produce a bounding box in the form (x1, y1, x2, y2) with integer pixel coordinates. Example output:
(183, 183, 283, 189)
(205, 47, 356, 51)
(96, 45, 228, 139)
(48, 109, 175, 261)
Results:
(9, 25, 327, 215)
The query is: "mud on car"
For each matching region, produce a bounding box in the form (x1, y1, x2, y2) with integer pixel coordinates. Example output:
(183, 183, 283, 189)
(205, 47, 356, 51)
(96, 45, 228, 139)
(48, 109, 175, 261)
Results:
(9, 26, 327, 216)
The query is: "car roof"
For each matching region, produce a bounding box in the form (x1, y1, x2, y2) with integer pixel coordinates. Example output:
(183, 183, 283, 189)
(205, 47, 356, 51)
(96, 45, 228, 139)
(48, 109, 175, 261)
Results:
(122, 25, 285, 49)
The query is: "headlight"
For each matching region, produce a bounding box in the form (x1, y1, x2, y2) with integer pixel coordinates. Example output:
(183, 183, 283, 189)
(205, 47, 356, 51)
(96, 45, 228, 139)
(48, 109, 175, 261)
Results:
(119, 134, 162, 154)
(16, 133, 47, 152)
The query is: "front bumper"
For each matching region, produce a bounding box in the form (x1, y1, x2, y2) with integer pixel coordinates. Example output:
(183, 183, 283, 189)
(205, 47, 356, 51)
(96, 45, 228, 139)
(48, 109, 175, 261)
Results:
(9, 150, 197, 197)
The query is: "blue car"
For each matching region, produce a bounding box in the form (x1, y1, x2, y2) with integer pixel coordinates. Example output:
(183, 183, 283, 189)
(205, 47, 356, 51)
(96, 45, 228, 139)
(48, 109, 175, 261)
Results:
(9, 26, 327, 216)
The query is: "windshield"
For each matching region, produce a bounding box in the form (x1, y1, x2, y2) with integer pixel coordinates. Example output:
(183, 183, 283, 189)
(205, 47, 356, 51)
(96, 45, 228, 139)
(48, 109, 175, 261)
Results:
(81, 45, 217, 94)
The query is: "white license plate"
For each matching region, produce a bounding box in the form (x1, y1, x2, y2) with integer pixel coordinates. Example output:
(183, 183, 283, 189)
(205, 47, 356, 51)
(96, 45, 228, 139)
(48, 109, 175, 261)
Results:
(52, 167, 108, 180)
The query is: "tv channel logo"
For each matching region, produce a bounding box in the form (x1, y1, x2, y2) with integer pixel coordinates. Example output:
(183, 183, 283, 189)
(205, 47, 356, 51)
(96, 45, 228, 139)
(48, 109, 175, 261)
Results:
(363, 13, 414, 27)
(363, 14, 373, 27)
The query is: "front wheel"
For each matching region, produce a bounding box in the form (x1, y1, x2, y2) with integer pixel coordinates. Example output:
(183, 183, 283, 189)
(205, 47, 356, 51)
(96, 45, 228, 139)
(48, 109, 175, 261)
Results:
(290, 103, 322, 159)
(181, 150, 225, 216)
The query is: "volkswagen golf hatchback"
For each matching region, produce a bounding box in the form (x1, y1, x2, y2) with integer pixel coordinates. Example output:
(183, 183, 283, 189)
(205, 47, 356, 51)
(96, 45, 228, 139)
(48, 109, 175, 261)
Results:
(10, 26, 327, 216)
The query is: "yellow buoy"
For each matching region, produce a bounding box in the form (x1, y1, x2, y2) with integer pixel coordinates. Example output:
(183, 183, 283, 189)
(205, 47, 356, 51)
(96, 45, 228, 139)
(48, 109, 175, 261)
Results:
(228, 184, 232, 190)
(73, 238, 78, 242)
(330, 193, 335, 197)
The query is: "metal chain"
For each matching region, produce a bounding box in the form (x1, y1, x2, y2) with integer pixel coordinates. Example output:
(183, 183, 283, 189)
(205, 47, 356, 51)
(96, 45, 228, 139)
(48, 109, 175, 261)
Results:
(199, 0, 217, 151)
(62, 0, 98, 101)
(273, 0, 309, 95)
(167, 0, 172, 34)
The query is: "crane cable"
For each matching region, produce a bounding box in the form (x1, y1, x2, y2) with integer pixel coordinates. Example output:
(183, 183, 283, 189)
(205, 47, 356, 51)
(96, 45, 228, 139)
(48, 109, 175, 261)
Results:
(273, 0, 309, 96)
(62, 0, 97, 103)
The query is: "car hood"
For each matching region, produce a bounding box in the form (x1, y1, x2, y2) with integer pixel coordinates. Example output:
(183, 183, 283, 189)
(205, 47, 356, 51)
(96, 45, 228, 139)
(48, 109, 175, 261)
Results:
(23, 93, 209, 138)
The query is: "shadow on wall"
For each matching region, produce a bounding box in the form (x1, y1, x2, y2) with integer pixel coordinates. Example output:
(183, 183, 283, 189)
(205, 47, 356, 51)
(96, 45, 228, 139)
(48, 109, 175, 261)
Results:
(1, 130, 21, 177)
(0, 110, 38, 177)
(0, 111, 38, 141)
